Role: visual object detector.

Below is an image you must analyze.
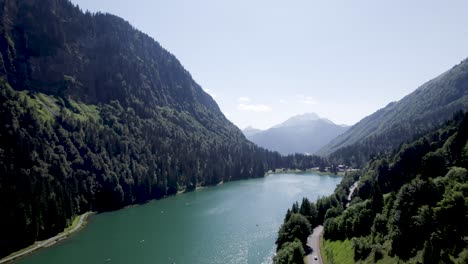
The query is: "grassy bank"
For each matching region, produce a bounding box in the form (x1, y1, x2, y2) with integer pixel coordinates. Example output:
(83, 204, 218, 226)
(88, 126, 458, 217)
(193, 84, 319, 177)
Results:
(322, 239, 354, 264)
(63, 213, 83, 233)
(0, 212, 92, 263)
(321, 238, 402, 264)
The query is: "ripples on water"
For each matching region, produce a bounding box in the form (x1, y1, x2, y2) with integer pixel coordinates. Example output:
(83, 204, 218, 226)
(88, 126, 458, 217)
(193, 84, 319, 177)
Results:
(14, 173, 341, 264)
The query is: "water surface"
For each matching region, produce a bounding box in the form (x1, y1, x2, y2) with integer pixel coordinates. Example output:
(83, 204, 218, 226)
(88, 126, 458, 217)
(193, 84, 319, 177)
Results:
(15, 173, 341, 264)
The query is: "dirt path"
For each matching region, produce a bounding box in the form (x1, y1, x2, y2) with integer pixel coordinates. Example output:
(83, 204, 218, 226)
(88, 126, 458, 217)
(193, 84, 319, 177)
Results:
(0, 212, 91, 263)
(306, 225, 323, 264)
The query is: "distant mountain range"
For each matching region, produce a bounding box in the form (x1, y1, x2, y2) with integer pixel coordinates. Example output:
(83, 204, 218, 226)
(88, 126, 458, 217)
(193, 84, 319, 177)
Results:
(242, 126, 263, 138)
(318, 58, 468, 166)
(243, 113, 349, 155)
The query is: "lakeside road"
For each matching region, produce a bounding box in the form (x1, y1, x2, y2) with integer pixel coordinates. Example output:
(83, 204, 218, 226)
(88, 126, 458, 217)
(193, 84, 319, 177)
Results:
(0, 212, 91, 264)
(307, 181, 358, 264)
(306, 225, 324, 264)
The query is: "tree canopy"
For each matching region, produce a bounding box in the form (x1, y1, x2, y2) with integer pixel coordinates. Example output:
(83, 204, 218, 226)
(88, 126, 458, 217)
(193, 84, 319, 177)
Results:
(278, 111, 468, 263)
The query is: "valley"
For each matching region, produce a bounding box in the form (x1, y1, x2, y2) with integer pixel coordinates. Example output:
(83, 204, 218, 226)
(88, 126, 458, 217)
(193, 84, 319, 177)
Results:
(0, 0, 467, 263)
(243, 113, 349, 155)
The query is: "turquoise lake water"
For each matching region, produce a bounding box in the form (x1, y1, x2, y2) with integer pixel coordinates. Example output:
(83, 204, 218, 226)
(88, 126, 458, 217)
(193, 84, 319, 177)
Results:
(15, 173, 341, 264)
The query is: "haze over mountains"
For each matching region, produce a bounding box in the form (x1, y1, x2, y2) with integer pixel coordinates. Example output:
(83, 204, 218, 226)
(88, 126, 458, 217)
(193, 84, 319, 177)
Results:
(1, 0, 468, 263)
(318, 58, 468, 166)
(277, 59, 468, 263)
(242, 126, 263, 138)
(243, 113, 349, 155)
(273, 58, 468, 264)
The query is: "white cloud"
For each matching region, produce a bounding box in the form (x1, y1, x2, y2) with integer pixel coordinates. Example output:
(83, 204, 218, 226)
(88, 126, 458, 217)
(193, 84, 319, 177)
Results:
(279, 99, 286, 104)
(236, 96, 272, 112)
(297, 95, 318, 105)
(238, 96, 251, 103)
(303, 97, 318, 105)
(237, 103, 272, 112)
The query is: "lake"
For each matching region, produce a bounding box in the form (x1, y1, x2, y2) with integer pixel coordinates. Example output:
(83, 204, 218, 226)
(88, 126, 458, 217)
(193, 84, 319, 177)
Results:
(14, 173, 341, 264)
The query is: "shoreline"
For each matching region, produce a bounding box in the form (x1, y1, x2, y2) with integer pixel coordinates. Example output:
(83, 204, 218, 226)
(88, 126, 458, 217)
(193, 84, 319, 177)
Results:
(0, 212, 93, 264)
(267, 168, 345, 176)
(1, 170, 335, 263)
(122, 183, 218, 211)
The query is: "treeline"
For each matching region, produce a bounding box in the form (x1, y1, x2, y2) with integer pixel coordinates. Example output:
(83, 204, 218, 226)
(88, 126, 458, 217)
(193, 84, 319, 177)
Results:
(274, 172, 360, 263)
(327, 108, 464, 168)
(0, 82, 328, 258)
(327, 109, 465, 168)
(321, 58, 468, 167)
(276, 111, 468, 263)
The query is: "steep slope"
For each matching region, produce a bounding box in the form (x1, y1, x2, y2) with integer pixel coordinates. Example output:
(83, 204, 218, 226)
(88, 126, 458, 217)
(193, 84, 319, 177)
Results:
(321, 112, 468, 263)
(245, 113, 349, 155)
(0, 0, 227, 130)
(276, 111, 468, 263)
(0, 0, 328, 258)
(318, 59, 468, 166)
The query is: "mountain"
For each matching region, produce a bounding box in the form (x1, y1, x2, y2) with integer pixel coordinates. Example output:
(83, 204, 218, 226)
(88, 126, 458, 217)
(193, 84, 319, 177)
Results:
(272, 112, 323, 128)
(244, 113, 349, 155)
(318, 58, 468, 166)
(242, 126, 263, 137)
(0, 0, 329, 257)
(276, 111, 468, 263)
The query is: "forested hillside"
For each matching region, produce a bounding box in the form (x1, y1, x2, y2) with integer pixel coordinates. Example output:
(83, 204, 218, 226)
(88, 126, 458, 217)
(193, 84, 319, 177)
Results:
(318, 59, 468, 167)
(0, 0, 327, 258)
(275, 112, 468, 263)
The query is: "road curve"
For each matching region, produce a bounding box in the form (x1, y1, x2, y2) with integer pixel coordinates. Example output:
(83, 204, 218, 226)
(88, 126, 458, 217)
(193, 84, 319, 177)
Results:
(0, 212, 91, 264)
(306, 225, 323, 264)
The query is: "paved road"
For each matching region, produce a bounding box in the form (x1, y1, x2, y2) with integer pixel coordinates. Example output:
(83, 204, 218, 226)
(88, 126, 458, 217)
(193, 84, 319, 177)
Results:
(306, 225, 323, 264)
(306, 182, 358, 264)
(0, 212, 91, 263)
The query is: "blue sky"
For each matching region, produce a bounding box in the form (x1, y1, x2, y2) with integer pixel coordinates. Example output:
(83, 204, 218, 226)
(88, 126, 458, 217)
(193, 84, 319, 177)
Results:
(71, 0, 468, 129)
